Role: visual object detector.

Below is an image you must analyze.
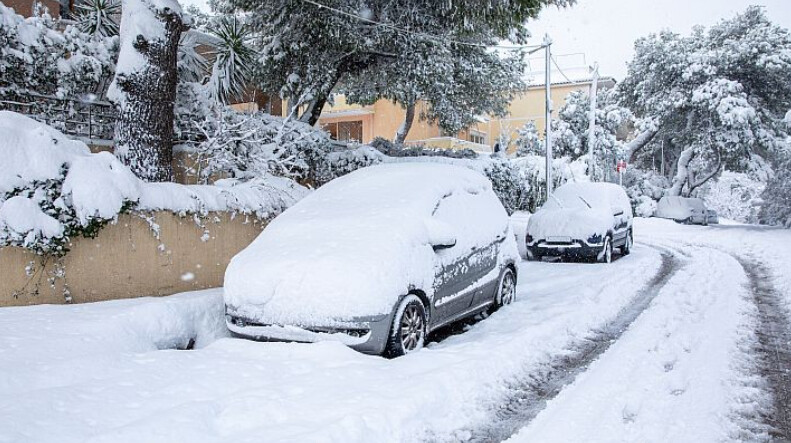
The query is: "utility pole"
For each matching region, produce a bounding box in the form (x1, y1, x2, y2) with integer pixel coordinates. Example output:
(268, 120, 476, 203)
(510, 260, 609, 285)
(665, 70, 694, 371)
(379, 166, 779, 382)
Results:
(587, 63, 599, 181)
(544, 34, 553, 198)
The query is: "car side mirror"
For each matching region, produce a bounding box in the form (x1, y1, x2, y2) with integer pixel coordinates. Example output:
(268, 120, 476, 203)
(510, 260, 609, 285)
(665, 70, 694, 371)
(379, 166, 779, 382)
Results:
(432, 240, 457, 252)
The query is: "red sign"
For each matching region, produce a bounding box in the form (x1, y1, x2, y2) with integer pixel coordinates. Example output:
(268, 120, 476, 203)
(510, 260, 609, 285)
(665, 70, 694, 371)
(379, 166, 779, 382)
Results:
(616, 160, 627, 172)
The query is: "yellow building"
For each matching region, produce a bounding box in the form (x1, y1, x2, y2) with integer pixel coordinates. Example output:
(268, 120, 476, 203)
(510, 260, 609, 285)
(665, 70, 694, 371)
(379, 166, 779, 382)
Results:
(315, 76, 615, 154)
(485, 77, 616, 154)
(317, 96, 491, 152)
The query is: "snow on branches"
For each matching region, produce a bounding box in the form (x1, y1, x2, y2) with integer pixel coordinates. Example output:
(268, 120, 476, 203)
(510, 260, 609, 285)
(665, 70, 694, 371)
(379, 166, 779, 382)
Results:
(0, 3, 118, 100)
(618, 6, 791, 197)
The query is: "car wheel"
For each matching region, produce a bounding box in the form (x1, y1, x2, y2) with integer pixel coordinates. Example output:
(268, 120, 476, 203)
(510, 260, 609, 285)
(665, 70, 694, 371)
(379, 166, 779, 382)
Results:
(622, 231, 633, 256)
(598, 237, 613, 264)
(384, 294, 427, 358)
(490, 268, 517, 313)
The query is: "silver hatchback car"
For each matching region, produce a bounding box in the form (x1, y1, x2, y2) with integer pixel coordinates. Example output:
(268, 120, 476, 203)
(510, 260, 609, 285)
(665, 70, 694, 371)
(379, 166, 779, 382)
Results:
(223, 163, 520, 357)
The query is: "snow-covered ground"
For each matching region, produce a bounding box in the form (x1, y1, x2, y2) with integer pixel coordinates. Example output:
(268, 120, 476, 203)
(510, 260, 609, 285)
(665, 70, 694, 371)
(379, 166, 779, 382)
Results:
(0, 218, 788, 443)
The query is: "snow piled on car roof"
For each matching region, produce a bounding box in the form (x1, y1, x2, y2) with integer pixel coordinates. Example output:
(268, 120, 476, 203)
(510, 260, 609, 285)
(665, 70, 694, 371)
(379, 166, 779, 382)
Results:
(224, 163, 511, 325)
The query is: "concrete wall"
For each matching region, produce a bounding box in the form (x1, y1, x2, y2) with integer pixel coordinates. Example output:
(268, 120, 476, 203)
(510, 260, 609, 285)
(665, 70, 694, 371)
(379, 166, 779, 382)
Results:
(0, 212, 266, 307)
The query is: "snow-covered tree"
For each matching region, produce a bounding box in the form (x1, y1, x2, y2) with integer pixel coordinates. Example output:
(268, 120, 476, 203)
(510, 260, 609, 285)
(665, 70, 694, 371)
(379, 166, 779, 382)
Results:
(217, 0, 570, 126)
(515, 121, 542, 156)
(619, 6, 791, 197)
(759, 155, 791, 227)
(341, 38, 526, 143)
(549, 89, 631, 179)
(108, 0, 188, 182)
(0, 3, 117, 100)
(205, 16, 256, 104)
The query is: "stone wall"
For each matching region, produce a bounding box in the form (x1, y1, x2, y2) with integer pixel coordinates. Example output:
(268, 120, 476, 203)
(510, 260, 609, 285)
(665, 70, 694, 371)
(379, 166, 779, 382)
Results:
(0, 211, 266, 306)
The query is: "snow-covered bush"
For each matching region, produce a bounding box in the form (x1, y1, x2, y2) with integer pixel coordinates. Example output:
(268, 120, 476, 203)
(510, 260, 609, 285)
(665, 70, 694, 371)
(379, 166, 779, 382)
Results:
(510, 155, 590, 212)
(183, 106, 333, 185)
(700, 171, 765, 224)
(620, 167, 670, 215)
(0, 111, 307, 255)
(0, 3, 118, 100)
(370, 137, 479, 159)
(314, 145, 386, 185)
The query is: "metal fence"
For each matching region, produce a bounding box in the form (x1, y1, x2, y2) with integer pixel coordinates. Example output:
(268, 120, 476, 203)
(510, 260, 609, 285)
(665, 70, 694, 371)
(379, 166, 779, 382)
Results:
(0, 92, 117, 142)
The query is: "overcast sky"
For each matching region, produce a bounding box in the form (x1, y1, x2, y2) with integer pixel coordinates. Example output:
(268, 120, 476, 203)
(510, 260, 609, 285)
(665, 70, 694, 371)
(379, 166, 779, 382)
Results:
(525, 0, 791, 81)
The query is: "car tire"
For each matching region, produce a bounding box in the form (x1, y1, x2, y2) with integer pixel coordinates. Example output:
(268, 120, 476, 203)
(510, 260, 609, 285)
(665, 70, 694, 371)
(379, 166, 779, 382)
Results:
(598, 236, 613, 264)
(490, 268, 517, 313)
(622, 231, 633, 256)
(384, 294, 427, 358)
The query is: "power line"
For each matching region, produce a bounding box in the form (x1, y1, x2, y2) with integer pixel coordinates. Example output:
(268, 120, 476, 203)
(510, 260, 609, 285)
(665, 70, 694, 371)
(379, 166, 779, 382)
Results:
(550, 55, 574, 84)
(300, 0, 545, 51)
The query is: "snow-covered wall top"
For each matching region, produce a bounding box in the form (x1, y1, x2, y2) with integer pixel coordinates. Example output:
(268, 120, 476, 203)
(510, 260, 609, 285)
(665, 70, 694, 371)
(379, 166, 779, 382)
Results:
(0, 111, 308, 254)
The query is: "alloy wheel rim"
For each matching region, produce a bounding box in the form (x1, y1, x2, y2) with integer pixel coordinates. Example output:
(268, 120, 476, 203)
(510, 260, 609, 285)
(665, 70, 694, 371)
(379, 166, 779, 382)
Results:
(501, 273, 516, 305)
(400, 304, 424, 351)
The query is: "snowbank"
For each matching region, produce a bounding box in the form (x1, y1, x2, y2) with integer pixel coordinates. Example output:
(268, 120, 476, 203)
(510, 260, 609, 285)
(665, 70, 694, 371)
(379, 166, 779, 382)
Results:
(224, 163, 513, 325)
(0, 111, 308, 253)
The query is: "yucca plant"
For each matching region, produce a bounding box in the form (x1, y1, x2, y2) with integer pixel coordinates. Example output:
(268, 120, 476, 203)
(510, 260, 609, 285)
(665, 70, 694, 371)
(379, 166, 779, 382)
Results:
(75, 0, 121, 37)
(207, 16, 256, 104)
(177, 31, 209, 83)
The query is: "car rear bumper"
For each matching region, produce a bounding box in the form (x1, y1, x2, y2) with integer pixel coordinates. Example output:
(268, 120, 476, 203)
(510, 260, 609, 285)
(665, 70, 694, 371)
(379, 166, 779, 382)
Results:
(225, 313, 394, 355)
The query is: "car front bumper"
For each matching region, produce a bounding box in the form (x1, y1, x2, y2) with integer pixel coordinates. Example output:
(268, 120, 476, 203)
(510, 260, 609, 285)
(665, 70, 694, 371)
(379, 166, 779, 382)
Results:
(526, 239, 602, 259)
(225, 312, 394, 355)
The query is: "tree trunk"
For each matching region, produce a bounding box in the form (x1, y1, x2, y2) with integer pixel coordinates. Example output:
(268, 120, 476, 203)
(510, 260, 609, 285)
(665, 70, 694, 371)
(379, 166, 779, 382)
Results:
(667, 146, 694, 196)
(110, 0, 185, 182)
(394, 102, 416, 144)
(625, 127, 659, 162)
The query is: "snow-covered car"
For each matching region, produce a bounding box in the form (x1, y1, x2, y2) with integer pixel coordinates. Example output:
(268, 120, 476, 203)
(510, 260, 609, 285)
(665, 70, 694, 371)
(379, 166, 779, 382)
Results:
(223, 163, 520, 357)
(654, 196, 708, 225)
(525, 182, 633, 263)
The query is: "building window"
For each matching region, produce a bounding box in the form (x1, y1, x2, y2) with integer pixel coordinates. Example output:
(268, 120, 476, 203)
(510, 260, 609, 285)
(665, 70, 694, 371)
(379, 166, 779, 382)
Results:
(321, 120, 363, 142)
(469, 132, 486, 145)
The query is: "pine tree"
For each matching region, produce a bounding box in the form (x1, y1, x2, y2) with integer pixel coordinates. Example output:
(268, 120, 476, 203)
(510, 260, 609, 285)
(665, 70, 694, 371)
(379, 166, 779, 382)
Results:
(619, 6, 791, 197)
(214, 0, 570, 126)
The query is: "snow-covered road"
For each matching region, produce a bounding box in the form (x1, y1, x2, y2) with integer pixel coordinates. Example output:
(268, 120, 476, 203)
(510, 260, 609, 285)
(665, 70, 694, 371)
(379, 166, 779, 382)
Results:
(0, 219, 788, 443)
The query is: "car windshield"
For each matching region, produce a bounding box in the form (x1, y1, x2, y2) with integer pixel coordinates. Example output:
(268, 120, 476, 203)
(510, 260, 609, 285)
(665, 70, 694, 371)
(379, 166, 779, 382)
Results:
(542, 189, 601, 210)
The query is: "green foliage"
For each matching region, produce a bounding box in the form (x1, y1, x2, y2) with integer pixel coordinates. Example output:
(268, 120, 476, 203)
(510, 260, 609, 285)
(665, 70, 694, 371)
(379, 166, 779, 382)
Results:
(75, 0, 121, 38)
(0, 166, 135, 256)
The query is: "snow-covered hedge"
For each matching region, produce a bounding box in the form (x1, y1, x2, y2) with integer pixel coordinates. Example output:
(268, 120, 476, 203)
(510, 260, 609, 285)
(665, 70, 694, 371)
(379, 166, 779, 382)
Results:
(0, 111, 307, 255)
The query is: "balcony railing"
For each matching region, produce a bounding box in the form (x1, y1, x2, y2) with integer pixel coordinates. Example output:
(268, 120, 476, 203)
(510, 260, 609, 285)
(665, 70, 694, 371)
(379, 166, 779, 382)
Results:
(0, 92, 117, 142)
(0, 92, 202, 144)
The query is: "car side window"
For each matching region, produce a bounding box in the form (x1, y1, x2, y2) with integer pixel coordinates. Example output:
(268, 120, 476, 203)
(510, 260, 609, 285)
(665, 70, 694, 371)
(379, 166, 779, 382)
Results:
(431, 190, 507, 259)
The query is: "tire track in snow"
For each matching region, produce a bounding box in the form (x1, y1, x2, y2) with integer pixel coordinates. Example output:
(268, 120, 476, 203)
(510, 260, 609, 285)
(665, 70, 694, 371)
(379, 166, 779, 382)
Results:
(734, 255, 791, 441)
(458, 246, 683, 442)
